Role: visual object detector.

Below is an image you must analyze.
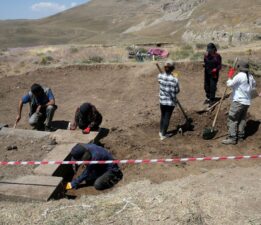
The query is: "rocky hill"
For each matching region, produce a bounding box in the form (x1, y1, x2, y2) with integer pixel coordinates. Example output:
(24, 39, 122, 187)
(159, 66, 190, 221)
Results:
(0, 0, 260, 48)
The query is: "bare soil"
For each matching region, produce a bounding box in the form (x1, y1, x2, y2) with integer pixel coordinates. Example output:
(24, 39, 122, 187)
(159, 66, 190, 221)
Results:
(0, 62, 260, 196)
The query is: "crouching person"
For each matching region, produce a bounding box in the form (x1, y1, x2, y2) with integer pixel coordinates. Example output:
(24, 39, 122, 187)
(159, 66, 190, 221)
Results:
(222, 60, 256, 145)
(70, 102, 102, 134)
(15, 83, 57, 131)
(66, 143, 123, 190)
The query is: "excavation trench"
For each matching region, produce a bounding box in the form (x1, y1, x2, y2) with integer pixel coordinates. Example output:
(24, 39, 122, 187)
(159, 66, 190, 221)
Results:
(0, 63, 260, 200)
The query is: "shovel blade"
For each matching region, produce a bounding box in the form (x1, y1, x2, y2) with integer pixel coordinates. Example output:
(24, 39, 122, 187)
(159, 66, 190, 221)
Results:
(202, 128, 218, 140)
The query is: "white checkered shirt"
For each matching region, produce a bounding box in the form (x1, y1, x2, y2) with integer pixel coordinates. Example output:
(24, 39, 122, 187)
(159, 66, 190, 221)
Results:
(158, 73, 180, 106)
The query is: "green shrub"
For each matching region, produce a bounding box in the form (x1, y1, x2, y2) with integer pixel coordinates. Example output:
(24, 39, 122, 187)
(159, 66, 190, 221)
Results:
(40, 56, 54, 65)
(81, 59, 90, 64)
(69, 46, 79, 54)
(195, 43, 206, 50)
(190, 52, 203, 61)
(138, 48, 148, 54)
(170, 45, 194, 60)
(88, 56, 104, 63)
(182, 45, 193, 51)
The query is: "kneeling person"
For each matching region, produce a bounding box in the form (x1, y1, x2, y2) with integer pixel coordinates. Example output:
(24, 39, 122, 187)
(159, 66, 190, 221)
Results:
(15, 83, 57, 131)
(70, 102, 102, 134)
(66, 143, 123, 190)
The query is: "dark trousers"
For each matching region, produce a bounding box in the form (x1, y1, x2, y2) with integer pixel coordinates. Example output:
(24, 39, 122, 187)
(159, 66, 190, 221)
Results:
(160, 104, 175, 136)
(204, 72, 218, 101)
(93, 170, 123, 190)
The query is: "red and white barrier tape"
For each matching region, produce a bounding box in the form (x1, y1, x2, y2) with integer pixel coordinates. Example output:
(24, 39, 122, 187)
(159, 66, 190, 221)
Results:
(0, 155, 261, 165)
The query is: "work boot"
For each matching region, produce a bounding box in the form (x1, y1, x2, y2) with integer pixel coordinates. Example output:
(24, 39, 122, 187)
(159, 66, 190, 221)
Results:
(203, 99, 210, 105)
(209, 99, 218, 107)
(221, 138, 237, 145)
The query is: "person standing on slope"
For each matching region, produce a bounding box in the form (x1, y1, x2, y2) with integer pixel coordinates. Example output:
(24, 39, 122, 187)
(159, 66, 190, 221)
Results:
(158, 60, 180, 141)
(203, 43, 222, 106)
(222, 60, 256, 145)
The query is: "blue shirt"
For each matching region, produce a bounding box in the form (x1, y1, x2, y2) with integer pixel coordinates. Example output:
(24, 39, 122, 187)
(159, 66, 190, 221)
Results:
(71, 144, 119, 188)
(22, 88, 54, 105)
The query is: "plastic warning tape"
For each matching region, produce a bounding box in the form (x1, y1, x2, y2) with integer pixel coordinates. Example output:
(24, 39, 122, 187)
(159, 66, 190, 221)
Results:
(0, 155, 260, 165)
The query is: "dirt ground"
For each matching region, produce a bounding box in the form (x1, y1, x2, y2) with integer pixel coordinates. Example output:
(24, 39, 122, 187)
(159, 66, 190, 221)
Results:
(0, 62, 260, 193)
(0, 61, 261, 224)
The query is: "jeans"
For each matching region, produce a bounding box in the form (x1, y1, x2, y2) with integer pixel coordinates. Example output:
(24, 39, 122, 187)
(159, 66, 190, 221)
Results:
(29, 105, 57, 129)
(228, 101, 249, 140)
(160, 104, 175, 136)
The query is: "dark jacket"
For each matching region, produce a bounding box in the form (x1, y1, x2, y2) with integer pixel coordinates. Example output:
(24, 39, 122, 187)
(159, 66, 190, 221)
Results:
(75, 103, 102, 130)
(204, 53, 222, 77)
(71, 144, 120, 188)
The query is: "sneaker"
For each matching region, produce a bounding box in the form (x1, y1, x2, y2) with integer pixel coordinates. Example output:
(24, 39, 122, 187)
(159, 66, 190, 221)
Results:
(45, 126, 57, 132)
(209, 99, 218, 107)
(221, 138, 237, 145)
(160, 133, 172, 141)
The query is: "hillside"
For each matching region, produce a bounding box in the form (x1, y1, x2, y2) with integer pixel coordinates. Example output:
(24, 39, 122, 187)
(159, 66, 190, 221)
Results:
(0, 0, 260, 48)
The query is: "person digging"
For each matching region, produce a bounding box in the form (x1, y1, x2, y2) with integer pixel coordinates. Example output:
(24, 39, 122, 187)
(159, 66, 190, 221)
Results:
(65, 143, 123, 190)
(222, 60, 256, 145)
(14, 83, 57, 131)
(69, 102, 102, 134)
(158, 60, 180, 141)
(203, 43, 222, 107)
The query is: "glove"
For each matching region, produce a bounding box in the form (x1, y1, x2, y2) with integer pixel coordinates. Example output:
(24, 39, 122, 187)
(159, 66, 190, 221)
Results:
(228, 67, 236, 79)
(211, 68, 217, 78)
(83, 127, 91, 134)
(65, 182, 72, 190)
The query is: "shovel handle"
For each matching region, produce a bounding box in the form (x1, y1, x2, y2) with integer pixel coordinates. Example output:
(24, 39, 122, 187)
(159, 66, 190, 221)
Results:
(156, 63, 189, 120)
(156, 63, 163, 74)
(176, 99, 189, 121)
(211, 57, 238, 129)
(212, 87, 227, 129)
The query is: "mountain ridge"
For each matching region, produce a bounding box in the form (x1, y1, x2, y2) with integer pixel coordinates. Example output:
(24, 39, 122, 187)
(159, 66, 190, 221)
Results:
(0, 0, 260, 48)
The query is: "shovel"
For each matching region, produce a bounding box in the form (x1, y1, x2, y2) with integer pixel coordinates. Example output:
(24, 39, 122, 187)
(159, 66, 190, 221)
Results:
(202, 87, 227, 140)
(156, 63, 194, 132)
(196, 91, 232, 114)
(202, 58, 238, 140)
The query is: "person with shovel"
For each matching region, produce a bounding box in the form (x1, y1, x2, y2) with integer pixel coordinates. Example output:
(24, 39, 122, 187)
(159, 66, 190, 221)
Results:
(222, 60, 256, 145)
(203, 43, 222, 106)
(158, 60, 180, 141)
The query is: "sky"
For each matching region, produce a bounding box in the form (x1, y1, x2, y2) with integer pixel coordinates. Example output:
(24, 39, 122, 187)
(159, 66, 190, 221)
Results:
(0, 0, 89, 20)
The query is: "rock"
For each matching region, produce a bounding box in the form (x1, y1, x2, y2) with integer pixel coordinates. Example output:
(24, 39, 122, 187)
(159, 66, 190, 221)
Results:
(111, 127, 118, 132)
(0, 123, 8, 130)
(48, 139, 57, 145)
(6, 145, 18, 151)
(200, 168, 209, 173)
(41, 145, 47, 150)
